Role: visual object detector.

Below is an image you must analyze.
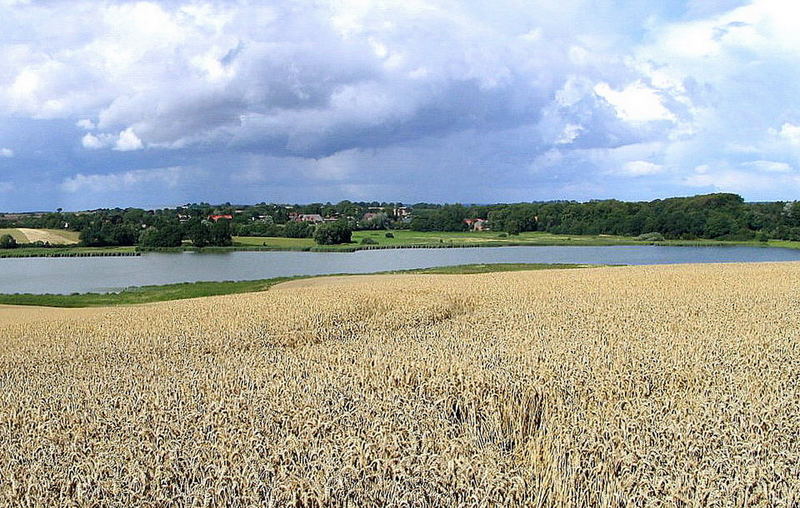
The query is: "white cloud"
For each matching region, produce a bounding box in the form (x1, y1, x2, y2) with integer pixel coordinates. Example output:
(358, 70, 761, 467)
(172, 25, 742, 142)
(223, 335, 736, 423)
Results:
(777, 123, 800, 146)
(594, 81, 675, 123)
(742, 160, 793, 173)
(3, 0, 800, 207)
(556, 123, 584, 145)
(618, 160, 664, 176)
(114, 128, 143, 151)
(683, 163, 800, 197)
(0, 147, 13, 157)
(76, 118, 95, 130)
(61, 166, 195, 193)
(0, 181, 13, 193)
(0, 0, 657, 158)
(81, 132, 113, 150)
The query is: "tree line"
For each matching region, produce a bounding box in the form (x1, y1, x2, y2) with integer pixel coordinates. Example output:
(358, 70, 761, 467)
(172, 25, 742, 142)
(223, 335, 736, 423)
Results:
(4, 193, 800, 247)
(410, 194, 800, 241)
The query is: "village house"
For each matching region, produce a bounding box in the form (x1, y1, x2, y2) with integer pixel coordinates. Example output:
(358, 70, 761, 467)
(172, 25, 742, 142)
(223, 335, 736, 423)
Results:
(393, 206, 412, 218)
(208, 214, 233, 222)
(464, 218, 489, 231)
(295, 214, 324, 223)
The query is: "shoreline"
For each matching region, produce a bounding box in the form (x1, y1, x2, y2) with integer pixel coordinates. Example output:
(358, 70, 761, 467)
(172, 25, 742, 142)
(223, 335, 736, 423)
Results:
(0, 263, 594, 308)
(1, 237, 795, 258)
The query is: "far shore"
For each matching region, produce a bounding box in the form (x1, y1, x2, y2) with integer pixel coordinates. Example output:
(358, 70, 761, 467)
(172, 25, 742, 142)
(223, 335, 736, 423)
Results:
(2, 229, 800, 259)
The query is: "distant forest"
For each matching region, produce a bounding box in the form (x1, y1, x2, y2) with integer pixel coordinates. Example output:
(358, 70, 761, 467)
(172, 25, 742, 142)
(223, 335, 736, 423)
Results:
(411, 193, 797, 241)
(2, 193, 800, 247)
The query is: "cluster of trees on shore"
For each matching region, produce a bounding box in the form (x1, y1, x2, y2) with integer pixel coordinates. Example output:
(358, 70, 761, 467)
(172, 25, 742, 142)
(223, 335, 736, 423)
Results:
(0, 234, 17, 249)
(5, 193, 800, 246)
(84, 217, 236, 248)
(410, 194, 800, 241)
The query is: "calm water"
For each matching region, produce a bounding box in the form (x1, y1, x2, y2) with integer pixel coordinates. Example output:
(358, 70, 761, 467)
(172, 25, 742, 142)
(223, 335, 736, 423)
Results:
(2, 245, 800, 294)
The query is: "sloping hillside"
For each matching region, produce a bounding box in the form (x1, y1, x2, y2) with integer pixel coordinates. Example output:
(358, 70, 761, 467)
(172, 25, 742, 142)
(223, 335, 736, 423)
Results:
(2, 263, 799, 505)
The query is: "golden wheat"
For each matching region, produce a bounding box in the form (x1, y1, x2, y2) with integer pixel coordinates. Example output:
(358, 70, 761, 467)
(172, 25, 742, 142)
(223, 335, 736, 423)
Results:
(1, 263, 800, 506)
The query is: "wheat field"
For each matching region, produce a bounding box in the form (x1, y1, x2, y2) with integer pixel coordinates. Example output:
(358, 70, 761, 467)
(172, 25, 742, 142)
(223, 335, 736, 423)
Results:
(2, 263, 800, 506)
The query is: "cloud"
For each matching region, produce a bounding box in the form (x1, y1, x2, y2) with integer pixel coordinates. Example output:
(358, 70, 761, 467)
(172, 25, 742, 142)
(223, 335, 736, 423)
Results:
(618, 160, 665, 176)
(0, 0, 657, 160)
(76, 118, 95, 130)
(114, 128, 143, 151)
(61, 166, 196, 193)
(81, 133, 111, 150)
(742, 160, 793, 173)
(776, 123, 800, 146)
(556, 123, 584, 145)
(0, 181, 13, 193)
(594, 81, 676, 123)
(3, 0, 800, 209)
(0, 147, 13, 157)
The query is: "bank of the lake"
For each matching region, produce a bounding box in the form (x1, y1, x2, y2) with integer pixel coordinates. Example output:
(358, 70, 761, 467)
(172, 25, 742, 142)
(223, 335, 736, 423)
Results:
(0, 246, 138, 258)
(0, 263, 589, 308)
(4, 245, 800, 296)
(3, 230, 800, 258)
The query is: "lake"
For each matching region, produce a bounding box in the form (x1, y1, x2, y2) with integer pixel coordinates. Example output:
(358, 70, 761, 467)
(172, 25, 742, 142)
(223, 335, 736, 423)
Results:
(2, 245, 800, 294)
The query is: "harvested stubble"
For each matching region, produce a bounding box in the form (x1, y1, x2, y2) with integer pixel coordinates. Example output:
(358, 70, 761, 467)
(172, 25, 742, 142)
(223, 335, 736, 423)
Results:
(2, 263, 800, 506)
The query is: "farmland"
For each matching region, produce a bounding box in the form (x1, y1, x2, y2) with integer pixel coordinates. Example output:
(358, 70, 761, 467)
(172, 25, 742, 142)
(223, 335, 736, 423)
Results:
(233, 230, 800, 252)
(0, 228, 79, 244)
(2, 263, 800, 504)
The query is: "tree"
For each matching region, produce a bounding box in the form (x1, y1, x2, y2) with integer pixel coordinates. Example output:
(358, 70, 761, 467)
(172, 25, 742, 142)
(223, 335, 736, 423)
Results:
(209, 220, 233, 246)
(360, 212, 389, 230)
(284, 221, 314, 238)
(0, 234, 17, 249)
(505, 219, 521, 235)
(314, 221, 352, 245)
(704, 213, 738, 239)
(185, 219, 211, 248)
(138, 224, 183, 248)
(79, 222, 137, 247)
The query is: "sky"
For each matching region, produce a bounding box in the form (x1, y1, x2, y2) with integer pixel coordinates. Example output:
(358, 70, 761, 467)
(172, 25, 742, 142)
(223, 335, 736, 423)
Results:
(1, 0, 800, 211)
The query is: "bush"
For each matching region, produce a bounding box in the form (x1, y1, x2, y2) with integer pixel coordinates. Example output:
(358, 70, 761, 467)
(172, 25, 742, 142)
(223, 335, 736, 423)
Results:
(385, 232, 394, 238)
(361, 237, 378, 245)
(284, 221, 314, 238)
(497, 233, 507, 238)
(635, 232, 665, 242)
(505, 220, 521, 236)
(756, 231, 770, 243)
(314, 221, 352, 245)
(0, 234, 17, 249)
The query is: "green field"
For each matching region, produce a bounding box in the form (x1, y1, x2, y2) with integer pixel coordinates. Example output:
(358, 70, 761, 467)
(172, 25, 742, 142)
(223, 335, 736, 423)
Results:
(233, 230, 642, 250)
(233, 236, 316, 248)
(2, 228, 800, 258)
(0, 263, 592, 308)
(236, 230, 800, 250)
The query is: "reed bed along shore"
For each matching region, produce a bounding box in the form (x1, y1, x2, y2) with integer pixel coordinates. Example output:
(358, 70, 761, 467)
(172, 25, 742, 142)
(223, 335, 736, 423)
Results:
(2, 263, 799, 505)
